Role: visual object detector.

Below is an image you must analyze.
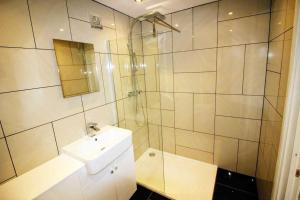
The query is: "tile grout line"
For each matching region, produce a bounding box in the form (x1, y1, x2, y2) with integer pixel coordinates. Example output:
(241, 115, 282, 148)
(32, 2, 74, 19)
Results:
(65, 0, 73, 41)
(26, 0, 37, 48)
(241, 44, 247, 95)
(50, 122, 60, 155)
(0, 121, 18, 177)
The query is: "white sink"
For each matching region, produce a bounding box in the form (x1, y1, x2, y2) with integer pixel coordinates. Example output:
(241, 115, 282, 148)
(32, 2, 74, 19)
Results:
(62, 126, 132, 174)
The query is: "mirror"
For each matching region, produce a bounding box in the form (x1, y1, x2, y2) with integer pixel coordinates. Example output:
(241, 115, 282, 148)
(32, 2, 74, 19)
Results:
(53, 39, 100, 97)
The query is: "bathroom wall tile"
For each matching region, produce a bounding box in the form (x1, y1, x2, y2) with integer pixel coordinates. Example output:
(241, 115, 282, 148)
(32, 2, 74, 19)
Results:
(0, 48, 60, 93)
(67, 0, 115, 29)
(0, 87, 82, 135)
(143, 35, 158, 55)
(160, 92, 174, 110)
(173, 49, 217, 72)
(147, 109, 161, 125)
(134, 140, 149, 160)
(133, 126, 149, 149)
(194, 94, 215, 134)
(52, 113, 86, 152)
(174, 72, 216, 93)
(176, 145, 213, 163)
(269, 0, 287, 40)
(216, 95, 263, 119)
(215, 116, 261, 141)
(121, 76, 133, 98)
(114, 12, 130, 54)
(158, 32, 172, 54)
(285, 0, 295, 31)
(175, 129, 214, 153)
(193, 2, 218, 49)
(7, 124, 58, 175)
(0, 139, 15, 183)
(70, 19, 116, 53)
(237, 140, 259, 176)
(162, 127, 175, 154)
(29, 0, 71, 49)
(146, 92, 161, 109)
(118, 55, 131, 77)
(81, 54, 106, 110)
(174, 93, 193, 130)
(0, 0, 35, 48)
(85, 102, 118, 128)
(218, 14, 269, 46)
(100, 54, 117, 103)
(172, 9, 193, 51)
(265, 71, 280, 107)
(0, 126, 3, 138)
(267, 35, 284, 73)
(243, 43, 268, 95)
(217, 45, 245, 94)
(162, 110, 175, 127)
(116, 100, 125, 122)
(218, 0, 270, 21)
(144, 56, 158, 91)
(149, 124, 162, 150)
(158, 54, 173, 92)
(214, 136, 238, 171)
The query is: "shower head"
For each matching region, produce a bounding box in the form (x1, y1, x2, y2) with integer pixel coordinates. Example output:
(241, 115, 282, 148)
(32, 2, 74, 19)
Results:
(137, 11, 166, 22)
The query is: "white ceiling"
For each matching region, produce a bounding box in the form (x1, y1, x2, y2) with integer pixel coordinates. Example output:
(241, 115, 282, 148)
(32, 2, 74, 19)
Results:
(96, 0, 216, 18)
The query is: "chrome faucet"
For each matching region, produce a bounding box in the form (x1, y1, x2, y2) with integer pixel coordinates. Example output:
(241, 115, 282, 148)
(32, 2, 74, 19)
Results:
(87, 122, 100, 137)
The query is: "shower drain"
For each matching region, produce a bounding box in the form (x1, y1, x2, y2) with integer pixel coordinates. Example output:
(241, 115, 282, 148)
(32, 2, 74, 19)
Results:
(149, 152, 156, 157)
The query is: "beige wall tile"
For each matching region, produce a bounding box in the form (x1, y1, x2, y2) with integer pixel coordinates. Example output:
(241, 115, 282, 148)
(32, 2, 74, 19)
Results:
(144, 56, 158, 91)
(194, 94, 215, 134)
(114, 12, 130, 54)
(175, 93, 193, 130)
(269, 0, 287, 40)
(175, 129, 214, 153)
(160, 93, 174, 110)
(267, 35, 284, 73)
(217, 45, 245, 94)
(67, 0, 115, 29)
(216, 95, 263, 119)
(0, 0, 35, 48)
(146, 92, 161, 109)
(172, 9, 193, 51)
(147, 109, 161, 125)
(237, 140, 259, 176)
(70, 19, 116, 53)
(173, 49, 217, 72)
(29, 0, 71, 49)
(52, 113, 86, 152)
(101, 54, 118, 102)
(265, 71, 280, 107)
(0, 126, 3, 138)
(0, 48, 60, 93)
(116, 100, 125, 122)
(0, 87, 82, 135)
(143, 35, 158, 55)
(214, 136, 238, 171)
(218, 0, 270, 21)
(162, 127, 175, 154)
(0, 139, 15, 183)
(193, 2, 218, 49)
(7, 124, 58, 175)
(176, 145, 213, 163)
(215, 116, 261, 141)
(158, 32, 172, 54)
(148, 124, 162, 150)
(85, 103, 118, 128)
(174, 72, 216, 93)
(243, 43, 268, 95)
(118, 55, 131, 77)
(218, 14, 269, 46)
(158, 54, 173, 92)
(162, 110, 175, 127)
(133, 126, 149, 149)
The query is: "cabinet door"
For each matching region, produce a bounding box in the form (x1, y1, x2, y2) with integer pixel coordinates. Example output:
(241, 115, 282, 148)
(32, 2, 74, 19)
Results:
(82, 167, 118, 200)
(114, 147, 137, 200)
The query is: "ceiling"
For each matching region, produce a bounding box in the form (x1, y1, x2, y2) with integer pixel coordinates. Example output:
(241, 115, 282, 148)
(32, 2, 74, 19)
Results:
(96, 0, 216, 18)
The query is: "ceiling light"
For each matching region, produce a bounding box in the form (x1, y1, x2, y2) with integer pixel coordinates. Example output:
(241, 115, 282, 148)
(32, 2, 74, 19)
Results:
(135, 0, 143, 3)
(229, 29, 233, 32)
(228, 12, 233, 15)
(175, 24, 179, 27)
(59, 28, 64, 32)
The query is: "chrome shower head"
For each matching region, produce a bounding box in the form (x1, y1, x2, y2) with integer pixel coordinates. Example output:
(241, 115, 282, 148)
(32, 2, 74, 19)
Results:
(136, 11, 166, 22)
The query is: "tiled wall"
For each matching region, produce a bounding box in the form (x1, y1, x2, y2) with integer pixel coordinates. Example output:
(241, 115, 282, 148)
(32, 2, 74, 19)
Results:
(256, 0, 295, 199)
(0, 0, 142, 184)
(143, 0, 271, 177)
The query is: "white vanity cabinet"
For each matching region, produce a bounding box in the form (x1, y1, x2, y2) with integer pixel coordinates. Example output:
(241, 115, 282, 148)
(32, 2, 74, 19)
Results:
(80, 147, 137, 200)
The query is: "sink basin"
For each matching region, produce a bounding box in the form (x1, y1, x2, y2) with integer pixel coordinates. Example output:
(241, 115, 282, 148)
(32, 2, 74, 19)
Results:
(62, 126, 132, 174)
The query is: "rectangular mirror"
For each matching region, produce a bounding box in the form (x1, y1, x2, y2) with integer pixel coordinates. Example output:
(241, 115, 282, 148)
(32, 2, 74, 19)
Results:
(53, 39, 100, 98)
